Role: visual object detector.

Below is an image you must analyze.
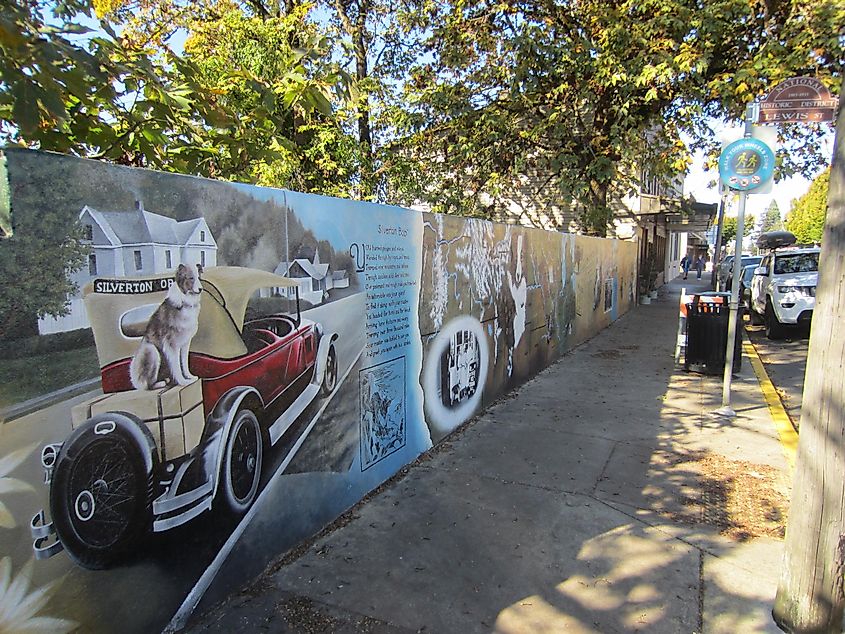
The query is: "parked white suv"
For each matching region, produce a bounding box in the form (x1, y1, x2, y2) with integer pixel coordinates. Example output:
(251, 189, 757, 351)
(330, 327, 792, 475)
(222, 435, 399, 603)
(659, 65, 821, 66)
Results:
(750, 247, 819, 339)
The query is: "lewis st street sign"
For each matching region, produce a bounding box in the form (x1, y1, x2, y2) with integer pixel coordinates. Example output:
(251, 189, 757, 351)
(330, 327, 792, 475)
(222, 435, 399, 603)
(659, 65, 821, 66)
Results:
(757, 76, 838, 124)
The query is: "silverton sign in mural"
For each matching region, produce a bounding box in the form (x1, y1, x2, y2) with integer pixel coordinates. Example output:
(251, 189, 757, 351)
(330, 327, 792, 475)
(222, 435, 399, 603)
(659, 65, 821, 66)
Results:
(0, 148, 636, 632)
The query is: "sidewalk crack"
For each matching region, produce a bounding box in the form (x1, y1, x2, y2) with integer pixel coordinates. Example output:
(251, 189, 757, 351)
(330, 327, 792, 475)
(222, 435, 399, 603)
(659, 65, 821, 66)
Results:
(697, 549, 705, 632)
(592, 442, 618, 495)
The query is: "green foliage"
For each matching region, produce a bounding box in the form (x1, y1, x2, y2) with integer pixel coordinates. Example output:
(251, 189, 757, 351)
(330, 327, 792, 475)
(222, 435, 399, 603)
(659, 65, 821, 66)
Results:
(1, 0, 234, 170)
(181, 6, 360, 194)
(387, 0, 841, 235)
(752, 200, 783, 242)
(0, 152, 90, 339)
(0, 328, 94, 357)
(0, 206, 87, 339)
(760, 201, 784, 233)
(721, 214, 756, 246)
(0, 345, 98, 407)
(1, 0, 840, 240)
(786, 168, 829, 244)
(1, 0, 356, 186)
(0, 0, 363, 325)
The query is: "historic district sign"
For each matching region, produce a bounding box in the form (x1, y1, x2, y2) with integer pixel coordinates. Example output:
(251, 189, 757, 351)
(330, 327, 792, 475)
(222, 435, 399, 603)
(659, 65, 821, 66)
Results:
(718, 137, 775, 192)
(757, 76, 838, 124)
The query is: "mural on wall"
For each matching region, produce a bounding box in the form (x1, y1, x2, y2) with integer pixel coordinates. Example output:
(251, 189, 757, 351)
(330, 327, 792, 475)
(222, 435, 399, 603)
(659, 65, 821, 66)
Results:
(417, 213, 588, 440)
(0, 148, 636, 633)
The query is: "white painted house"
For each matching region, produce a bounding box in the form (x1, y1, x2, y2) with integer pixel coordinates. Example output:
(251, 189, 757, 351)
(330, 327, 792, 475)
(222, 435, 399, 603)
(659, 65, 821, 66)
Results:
(39, 202, 217, 334)
(273, 249, 349, 305)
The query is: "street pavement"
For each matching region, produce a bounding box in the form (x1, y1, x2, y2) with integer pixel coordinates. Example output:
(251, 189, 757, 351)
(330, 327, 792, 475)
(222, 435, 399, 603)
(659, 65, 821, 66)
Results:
(185, 276, 793, 633)
(745, 324, 808, 429)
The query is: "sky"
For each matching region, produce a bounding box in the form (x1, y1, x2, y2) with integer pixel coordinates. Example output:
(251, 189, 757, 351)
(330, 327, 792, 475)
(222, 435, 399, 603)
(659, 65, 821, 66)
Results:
(683, 123, 834, 220)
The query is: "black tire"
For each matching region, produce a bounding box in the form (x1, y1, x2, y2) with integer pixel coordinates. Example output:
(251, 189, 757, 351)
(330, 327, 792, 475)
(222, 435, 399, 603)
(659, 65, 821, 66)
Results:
(219, 409, 263, 515)
(749, 306, 764, 325)
(765, 300, 786, 340)
(320, 344, 338, 396)
(50, 418, 153, 569)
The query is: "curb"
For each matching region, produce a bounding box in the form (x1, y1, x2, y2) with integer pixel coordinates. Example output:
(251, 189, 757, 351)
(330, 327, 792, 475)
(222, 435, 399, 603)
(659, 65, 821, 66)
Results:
(743, 333, 798, 471)
(0, 377, 101, 424)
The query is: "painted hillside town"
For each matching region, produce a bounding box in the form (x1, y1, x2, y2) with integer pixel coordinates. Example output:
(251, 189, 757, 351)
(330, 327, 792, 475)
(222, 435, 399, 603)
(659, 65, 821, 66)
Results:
(273, 248, 350, 305)
(0, 2, 841, 632)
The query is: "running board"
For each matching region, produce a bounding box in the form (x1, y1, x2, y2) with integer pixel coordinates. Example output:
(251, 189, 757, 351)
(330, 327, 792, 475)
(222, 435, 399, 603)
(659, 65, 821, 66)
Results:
(268, 383, 320, 445)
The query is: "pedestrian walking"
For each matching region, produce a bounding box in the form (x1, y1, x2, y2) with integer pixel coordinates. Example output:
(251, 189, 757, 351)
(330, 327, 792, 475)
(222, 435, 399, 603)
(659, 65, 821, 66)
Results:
(680, 254, 691, 279)
(695, 255, 704, 279)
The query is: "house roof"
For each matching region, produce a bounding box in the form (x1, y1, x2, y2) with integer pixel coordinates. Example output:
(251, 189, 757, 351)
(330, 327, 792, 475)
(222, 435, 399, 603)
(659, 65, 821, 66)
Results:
(274, 249, 331, 281)
(81, 204, 215, 247)
(83, 208, 121, 245)
(175, 218, 204, 243)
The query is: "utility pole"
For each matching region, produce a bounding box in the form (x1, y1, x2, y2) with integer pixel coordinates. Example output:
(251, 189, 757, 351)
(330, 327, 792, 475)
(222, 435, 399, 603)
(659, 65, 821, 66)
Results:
(773, 92, 845, 632)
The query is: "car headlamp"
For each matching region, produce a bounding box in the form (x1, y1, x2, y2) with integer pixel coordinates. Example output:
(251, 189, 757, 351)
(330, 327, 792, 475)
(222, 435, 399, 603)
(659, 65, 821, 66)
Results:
(777, 285, 814, 296)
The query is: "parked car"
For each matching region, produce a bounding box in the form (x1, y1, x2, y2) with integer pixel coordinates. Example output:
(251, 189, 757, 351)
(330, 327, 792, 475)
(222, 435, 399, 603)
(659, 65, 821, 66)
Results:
(31, 266, 339, 569)
(738, 264, 757, 311)
(750, 247, 819, 339)
(716, 255, 736, 289)
(725, 255, 762, 290)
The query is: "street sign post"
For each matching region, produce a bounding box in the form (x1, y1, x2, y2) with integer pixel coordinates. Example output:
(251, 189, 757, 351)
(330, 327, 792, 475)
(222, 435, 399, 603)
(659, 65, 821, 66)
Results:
(709, 76, 835, 417)
(714, 107, 775, 417)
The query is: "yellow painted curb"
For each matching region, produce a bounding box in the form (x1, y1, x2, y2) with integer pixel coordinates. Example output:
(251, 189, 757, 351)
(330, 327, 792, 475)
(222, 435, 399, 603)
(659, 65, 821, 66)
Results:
(743, 336, 798, 471)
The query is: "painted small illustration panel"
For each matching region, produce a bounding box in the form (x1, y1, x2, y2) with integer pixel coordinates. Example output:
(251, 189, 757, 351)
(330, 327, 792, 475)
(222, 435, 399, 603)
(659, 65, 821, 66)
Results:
(359, 357, 406, 470)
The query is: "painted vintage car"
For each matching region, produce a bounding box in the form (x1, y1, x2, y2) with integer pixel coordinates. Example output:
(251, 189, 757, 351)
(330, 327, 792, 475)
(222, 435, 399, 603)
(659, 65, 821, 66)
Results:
(31, 266, 338, 569)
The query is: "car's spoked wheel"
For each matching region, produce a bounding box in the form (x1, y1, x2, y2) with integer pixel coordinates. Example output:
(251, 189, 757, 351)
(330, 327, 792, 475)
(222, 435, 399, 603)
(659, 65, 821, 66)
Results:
(220, 409, 263, 515)
(51, 425, 150, 569)
(320, 345, 338, 396)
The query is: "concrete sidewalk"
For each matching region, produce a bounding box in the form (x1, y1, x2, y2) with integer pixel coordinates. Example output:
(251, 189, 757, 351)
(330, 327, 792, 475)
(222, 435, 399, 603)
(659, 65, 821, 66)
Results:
(187, 276, 792, 633)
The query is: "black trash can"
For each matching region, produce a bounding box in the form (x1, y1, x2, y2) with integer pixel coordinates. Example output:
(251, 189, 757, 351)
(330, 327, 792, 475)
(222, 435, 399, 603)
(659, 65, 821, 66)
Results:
(684, 301, 742, 374)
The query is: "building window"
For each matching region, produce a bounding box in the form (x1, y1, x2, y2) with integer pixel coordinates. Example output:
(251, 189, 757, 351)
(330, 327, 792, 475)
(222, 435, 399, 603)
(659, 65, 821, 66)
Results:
(165, 250, 172, 269)
(134, 250, 142, 271)
(82, 225, 93, 241)
(200, 251, 206, 267)
(88, 254, 97, 275)
(200, 230, 206, 242)
(640, 170, 661, 197)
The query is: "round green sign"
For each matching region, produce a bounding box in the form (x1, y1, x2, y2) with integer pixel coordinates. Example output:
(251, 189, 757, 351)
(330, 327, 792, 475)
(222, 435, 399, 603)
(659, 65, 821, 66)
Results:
(718, 138, 775, 192)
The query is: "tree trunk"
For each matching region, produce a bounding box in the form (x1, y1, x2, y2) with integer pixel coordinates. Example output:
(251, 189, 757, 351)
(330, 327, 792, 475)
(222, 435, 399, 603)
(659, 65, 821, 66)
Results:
(582, 178, 611, 237)
(334, 0, 374, 199)
(772, 87, 845, 633)
(353, 22, 374, 198)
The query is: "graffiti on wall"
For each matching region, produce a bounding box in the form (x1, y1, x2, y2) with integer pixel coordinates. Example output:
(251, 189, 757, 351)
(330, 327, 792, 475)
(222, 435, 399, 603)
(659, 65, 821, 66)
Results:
(0, 148, 636, 632)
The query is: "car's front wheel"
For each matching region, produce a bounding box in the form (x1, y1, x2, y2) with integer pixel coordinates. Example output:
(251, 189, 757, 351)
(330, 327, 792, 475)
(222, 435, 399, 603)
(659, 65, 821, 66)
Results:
(50, 419, 153, 569)
(765, 300, 787, 340)
(219, 408, 263, 515)
(320, 344, 338, 396)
